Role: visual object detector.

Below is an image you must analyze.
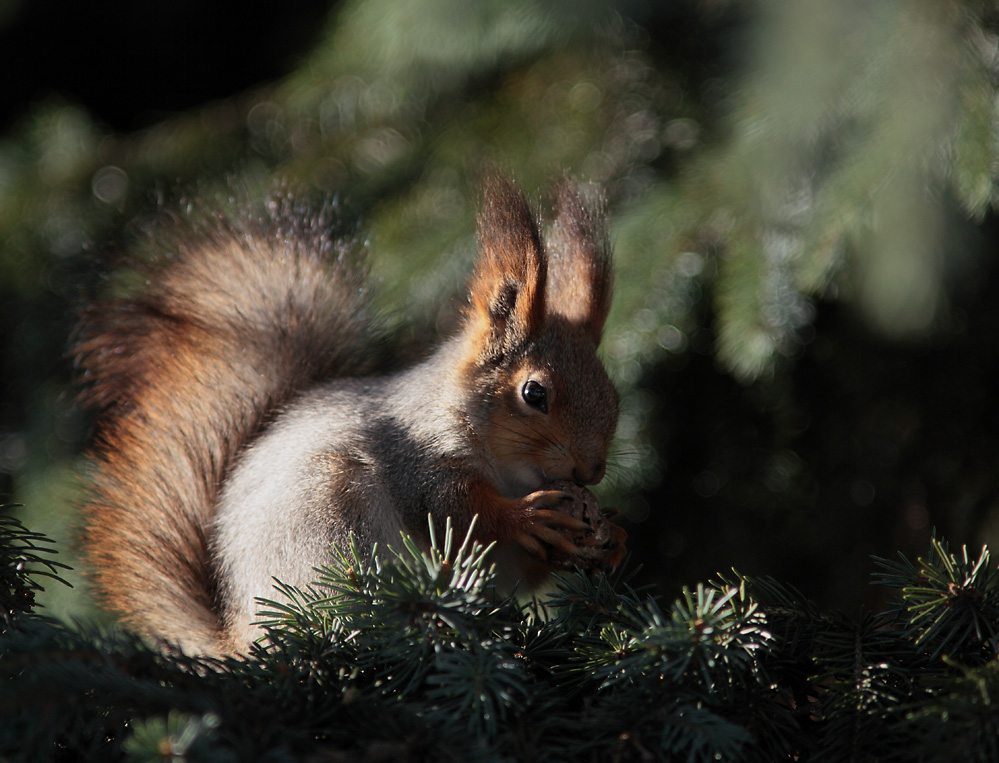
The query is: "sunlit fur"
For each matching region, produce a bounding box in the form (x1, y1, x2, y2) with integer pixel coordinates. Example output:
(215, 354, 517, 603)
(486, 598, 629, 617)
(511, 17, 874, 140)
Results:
(77, 177, 620, 654)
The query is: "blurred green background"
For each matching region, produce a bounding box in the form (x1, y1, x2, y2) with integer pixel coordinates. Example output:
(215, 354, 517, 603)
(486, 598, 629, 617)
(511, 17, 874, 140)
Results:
(4, 0, 999, 623)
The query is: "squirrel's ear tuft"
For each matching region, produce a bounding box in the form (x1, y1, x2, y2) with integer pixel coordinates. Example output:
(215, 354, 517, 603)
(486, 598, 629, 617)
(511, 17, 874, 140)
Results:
(545, 180, 613, 344)
(465, 175, 547, 360)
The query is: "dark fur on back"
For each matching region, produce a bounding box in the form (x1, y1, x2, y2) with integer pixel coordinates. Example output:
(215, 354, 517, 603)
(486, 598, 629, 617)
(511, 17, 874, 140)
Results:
(74, 192, 379, 652)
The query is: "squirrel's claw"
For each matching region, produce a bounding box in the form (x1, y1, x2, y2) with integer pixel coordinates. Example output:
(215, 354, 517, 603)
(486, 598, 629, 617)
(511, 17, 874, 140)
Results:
(530, 507, 591, 534)
(513, 487, 627, 572)
(529, 521, 584, 557)
(516, 532, 550, 562)
(599, 523, 628, 570)
(521, 489, 574, 511)
(515, 493, 592, 561)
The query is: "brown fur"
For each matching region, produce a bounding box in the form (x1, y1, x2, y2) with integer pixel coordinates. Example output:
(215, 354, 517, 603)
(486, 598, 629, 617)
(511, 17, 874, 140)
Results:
(545, 180, 613, 341)
(76, 178, 620, 653)
(76, 195, 376, 653)
(464, 174, 548, 365)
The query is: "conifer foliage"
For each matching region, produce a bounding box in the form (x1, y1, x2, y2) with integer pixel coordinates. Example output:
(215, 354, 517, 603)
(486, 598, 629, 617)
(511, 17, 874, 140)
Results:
(4, 513, 999, 761)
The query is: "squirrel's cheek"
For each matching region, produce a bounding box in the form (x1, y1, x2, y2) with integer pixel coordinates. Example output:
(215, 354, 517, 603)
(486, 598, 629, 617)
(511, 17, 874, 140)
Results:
(494, 462, 547, 498)
(482, 410, 552, 488)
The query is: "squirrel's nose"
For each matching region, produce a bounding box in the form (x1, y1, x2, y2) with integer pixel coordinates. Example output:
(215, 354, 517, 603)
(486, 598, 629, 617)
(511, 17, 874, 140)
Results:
(573, 458, 605, 486)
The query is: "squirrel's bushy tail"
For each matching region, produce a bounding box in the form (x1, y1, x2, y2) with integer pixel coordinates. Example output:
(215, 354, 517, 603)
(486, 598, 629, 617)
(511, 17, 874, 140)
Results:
(75, 193, 376, 653)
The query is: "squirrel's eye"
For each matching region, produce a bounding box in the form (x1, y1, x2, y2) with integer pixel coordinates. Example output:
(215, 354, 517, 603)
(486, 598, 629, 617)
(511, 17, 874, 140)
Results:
(521, 380, 548, 413)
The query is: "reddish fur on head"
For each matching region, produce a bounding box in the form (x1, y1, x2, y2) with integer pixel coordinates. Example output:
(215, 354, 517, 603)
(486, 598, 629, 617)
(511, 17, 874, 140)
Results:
(464, 174, 548, 365)
(459, 175, 617, 491)
(545, 178, 613, 343)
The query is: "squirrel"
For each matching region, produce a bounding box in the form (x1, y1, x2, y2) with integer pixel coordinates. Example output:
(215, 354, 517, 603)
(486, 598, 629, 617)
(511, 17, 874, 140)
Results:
(74, 175, 625, 655)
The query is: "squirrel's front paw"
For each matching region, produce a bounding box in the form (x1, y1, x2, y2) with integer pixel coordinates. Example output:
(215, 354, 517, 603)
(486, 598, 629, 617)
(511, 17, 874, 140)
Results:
(515, 482, 627, 571)
(515, 489, 589, 560)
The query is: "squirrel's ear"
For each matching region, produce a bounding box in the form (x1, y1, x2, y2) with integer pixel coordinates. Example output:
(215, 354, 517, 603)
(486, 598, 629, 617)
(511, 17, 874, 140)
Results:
(466, 175, 547, 359)
(545, 180, 613, 344)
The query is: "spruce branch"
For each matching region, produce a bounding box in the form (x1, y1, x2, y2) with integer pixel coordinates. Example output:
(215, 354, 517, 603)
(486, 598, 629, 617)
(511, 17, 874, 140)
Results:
(874, 538, 999, 662)
(902, 659, 999, 763)
(0, 509, 71, 629)
(7, 512, 999, 760)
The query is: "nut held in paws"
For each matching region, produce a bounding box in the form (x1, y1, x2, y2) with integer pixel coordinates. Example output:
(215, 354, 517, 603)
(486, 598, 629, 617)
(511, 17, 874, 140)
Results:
(543, 479, 627, 571)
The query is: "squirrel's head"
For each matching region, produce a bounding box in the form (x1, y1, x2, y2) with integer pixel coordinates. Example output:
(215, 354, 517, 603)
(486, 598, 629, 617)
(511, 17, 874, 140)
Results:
(460, 175, 617, 495)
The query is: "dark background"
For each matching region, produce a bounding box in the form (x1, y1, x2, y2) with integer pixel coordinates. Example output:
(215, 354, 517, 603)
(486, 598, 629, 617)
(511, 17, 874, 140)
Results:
(1, 0, 996, 620)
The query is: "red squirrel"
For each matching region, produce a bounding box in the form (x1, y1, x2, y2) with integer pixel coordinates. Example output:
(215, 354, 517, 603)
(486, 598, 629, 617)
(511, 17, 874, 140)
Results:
(75, 175, 625, 655)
